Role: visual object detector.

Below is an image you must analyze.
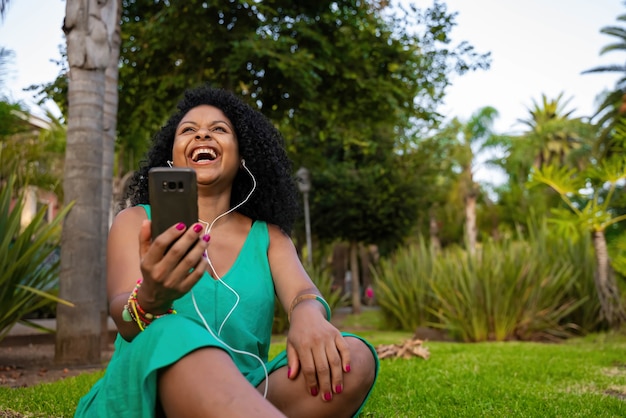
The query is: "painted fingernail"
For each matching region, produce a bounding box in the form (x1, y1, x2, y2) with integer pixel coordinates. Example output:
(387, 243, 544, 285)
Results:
(345, 364, 351, 373)
(287, 367, 291, 379)
(310, 387, 318, 396)
(202, 234, 210, 242)
(193, 224, 203, 233)
(335, 384, 343, 394)
(323, 392, 332, 401)
(176, 222, 185, 230)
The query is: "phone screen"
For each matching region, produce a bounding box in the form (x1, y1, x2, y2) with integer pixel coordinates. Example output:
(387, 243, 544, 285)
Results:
(148, 167, 198, 239)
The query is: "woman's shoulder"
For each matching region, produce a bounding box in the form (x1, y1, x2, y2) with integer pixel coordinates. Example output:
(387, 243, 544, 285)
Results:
(265, 222, 294, 249)
(111, 205, 149, 230)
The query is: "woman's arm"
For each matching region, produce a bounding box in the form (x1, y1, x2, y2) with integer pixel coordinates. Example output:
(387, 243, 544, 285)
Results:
(107, 207, 149, 341)
(107, 206, 210, 341)
(267, 225, 350, 400)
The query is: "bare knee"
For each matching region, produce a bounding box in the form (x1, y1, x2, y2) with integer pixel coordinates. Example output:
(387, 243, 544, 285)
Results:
(158, 347, 285, 418)
(265, 337, 376, 418)
(344, 337, 376, 399)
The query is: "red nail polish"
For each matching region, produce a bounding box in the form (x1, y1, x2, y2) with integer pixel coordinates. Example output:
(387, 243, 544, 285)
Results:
(310, 387, 318, 396)
(176, 223, 185, 230)
(345, 364, 351, 373)
(193, 224, 203, 233)
(323, 392, 332, 401)
(202, 234, 210, 242)
(335, 384, 343, 394)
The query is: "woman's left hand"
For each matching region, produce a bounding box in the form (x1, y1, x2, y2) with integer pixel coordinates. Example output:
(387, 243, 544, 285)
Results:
(286, 302, 351, 402)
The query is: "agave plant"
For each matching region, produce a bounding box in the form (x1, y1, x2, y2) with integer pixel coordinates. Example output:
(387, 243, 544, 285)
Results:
(0, 174, 74, 341)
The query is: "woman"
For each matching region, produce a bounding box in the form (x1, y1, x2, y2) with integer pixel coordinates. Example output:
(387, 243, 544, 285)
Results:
(75, 86, 378, 417)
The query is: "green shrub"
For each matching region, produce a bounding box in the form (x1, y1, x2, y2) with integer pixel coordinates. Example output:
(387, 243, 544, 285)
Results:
(372, 235, 439, 331)
(430, 236, 585, 342)
(0, 175, 73, 341)
(528, 218, 601, 332)
(374, 218, 596, 342)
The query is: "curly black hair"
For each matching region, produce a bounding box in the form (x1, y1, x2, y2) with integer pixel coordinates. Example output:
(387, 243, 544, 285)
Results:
(125, 86, 300, 234)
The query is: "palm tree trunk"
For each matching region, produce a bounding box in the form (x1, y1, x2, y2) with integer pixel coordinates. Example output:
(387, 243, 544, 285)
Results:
(56, 0, 117, 365)
(100, 0, 122, 348)
(349, 241, 361, 314)
(465, 193, 477, 255)
(429, 208, 441, 252)
(592, 230, 626, 328)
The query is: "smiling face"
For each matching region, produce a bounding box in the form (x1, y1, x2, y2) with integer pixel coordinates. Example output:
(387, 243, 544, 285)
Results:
(172, 105, 240, 187)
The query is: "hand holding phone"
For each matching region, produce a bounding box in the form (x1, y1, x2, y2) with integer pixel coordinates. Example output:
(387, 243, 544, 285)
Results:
(148, 167, 199, 239)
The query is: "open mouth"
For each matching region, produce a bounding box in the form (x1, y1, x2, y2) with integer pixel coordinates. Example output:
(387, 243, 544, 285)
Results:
(191, 147, 218, 162)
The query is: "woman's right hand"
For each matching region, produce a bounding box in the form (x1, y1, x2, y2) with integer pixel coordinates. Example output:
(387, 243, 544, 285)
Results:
(135, 220, 210, 314)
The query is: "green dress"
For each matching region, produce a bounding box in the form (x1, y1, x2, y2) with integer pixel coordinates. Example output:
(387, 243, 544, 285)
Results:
(75, 205, 378, 417)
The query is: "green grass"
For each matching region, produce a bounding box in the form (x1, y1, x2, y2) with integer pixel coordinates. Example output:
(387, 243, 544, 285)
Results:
(1, 329, 625, 417)
(365, 332, 626, 417)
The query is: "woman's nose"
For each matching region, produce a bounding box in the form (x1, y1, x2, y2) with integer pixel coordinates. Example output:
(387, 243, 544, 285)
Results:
(195, 128, 211, 140)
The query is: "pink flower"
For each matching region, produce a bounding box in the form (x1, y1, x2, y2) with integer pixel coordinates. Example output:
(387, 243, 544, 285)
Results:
(365, 286, 374, 299)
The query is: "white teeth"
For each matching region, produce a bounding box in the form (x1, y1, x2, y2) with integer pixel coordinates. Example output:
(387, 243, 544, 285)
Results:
(191, 147, 217, 162)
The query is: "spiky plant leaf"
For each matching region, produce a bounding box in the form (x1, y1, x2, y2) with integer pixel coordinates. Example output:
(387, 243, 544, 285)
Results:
(0, 175, 73, 341)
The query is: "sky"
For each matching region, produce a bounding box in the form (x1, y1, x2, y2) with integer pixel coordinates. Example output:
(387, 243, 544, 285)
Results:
(0, 0, 624, 183)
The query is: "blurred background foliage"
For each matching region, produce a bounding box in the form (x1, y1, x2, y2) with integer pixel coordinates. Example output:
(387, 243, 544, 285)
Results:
(1, 0, 625, 341)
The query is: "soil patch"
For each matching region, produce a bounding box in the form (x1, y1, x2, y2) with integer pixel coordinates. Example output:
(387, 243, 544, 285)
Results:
(0, 342, 114, 388)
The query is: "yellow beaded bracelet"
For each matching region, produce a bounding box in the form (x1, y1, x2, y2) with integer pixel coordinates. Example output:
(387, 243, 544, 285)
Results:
(122, 279, 176, 331)
(288, 294, 332, 322)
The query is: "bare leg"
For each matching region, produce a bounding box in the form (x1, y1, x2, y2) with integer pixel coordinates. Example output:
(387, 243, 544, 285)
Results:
(159, 347, 286, 418)
(261, 337, 376, 418)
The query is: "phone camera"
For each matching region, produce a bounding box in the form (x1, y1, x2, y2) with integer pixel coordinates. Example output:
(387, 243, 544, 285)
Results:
(160, 180, 185, 192)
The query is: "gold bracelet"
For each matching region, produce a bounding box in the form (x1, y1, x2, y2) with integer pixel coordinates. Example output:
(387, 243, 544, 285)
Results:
(288, 293, 332, 322)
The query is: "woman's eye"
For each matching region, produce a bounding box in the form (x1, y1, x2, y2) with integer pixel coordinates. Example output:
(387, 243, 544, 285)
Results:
(212, 126, 227, 132)
(181, 127, 194, 133)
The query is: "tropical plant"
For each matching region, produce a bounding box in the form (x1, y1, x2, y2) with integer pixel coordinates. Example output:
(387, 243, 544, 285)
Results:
(488, 94, 596, 230)
(583, 8, 626, 151)
(0, 108, 66, 198)
(0, 174, 74, 342)
(0, 47, 15, 97)
(444, 106, 501, 254)
(517, 93, 593, 170)
(529, 157, 626, 328)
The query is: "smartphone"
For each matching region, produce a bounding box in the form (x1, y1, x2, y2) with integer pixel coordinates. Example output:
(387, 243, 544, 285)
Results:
(148, 167, 198, 239)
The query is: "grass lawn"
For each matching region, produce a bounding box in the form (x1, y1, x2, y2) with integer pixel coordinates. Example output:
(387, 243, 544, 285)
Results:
(1, 313, 625, 417)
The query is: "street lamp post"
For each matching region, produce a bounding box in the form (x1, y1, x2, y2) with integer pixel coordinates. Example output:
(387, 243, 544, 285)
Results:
(296, 167, 313, 267)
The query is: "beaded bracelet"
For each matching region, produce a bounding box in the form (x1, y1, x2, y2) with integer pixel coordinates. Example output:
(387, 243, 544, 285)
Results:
(122, 279, 176, 331)
(288, 293, 332, 323)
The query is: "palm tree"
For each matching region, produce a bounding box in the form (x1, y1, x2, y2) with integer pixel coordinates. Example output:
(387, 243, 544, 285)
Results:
(530, 159, 626, 329)
(0, 1, 9, 17)
(55, 0, 120, 365)
(0, 47, 14, 97)
(448, 106, 500, 255)
(517, 93, 592, 170)
(583, 9, 626, 156)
